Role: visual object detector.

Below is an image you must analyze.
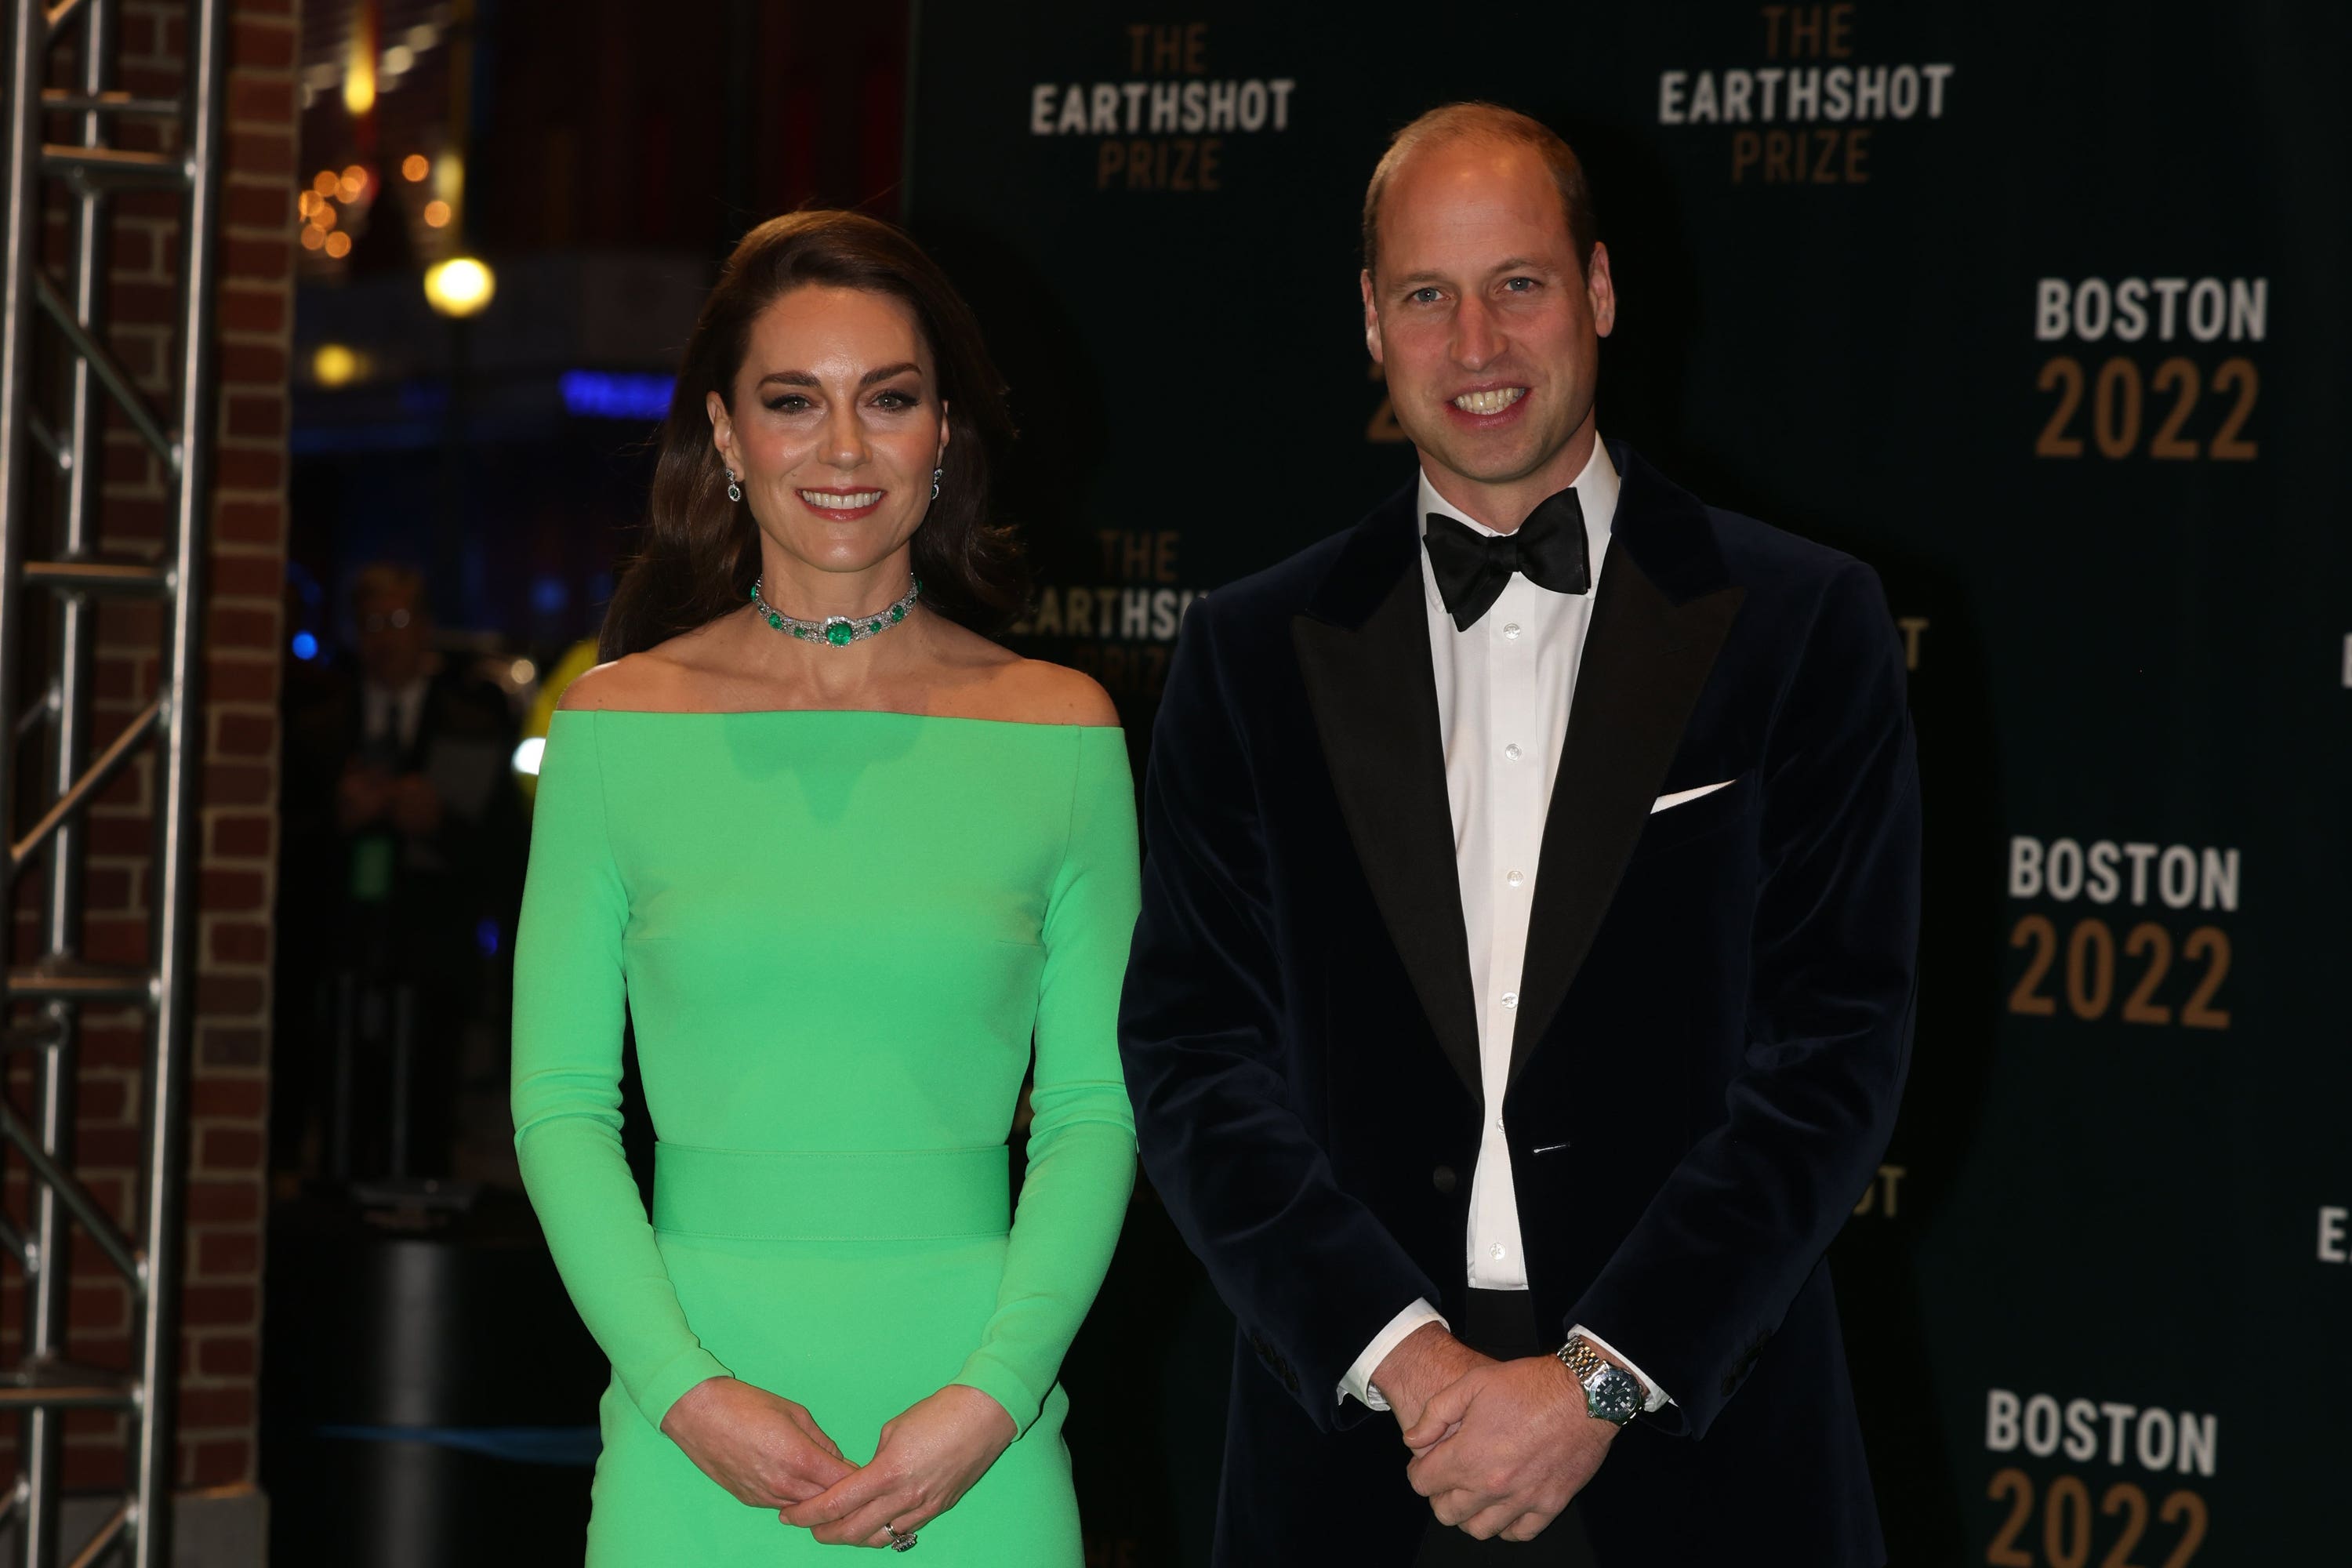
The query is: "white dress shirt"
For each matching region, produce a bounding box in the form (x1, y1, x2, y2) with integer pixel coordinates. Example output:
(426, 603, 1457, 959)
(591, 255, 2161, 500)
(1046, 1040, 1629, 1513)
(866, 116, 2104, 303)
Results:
(1338, 437, 1670, 1414)
(362, 675, 428, 754)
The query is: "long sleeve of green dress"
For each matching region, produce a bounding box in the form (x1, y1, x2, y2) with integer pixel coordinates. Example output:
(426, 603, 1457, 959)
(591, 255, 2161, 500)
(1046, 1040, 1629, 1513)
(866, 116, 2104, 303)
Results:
(512, 713, 733, 1427)
(949, 728, 1141, 1433)
(513, 710, 1140, 1456)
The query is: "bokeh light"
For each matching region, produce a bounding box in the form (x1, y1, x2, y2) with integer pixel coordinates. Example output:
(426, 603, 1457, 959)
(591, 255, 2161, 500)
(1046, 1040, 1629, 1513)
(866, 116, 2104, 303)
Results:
(423, 256, 495, 318)
(311, 343, 361, 386)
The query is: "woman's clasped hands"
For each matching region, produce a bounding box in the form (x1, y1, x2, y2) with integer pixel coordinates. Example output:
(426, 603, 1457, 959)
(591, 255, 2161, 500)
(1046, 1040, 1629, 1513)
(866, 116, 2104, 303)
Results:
(661, 1375, 1018, 1548)
(780, 1384, 1018, 1548)
(659, 1377, 856, 1509)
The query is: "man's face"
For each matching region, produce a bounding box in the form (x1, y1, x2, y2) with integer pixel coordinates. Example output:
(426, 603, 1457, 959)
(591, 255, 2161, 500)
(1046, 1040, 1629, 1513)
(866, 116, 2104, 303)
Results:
(356, 583, 427, 685)
(1362, 138, 1615, 505)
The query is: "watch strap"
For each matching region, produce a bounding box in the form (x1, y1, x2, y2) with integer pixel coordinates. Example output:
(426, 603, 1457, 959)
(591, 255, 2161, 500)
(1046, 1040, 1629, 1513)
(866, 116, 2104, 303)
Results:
(1555, 1334, 1608, 1382)
(1556, 1334, 1640, 1425)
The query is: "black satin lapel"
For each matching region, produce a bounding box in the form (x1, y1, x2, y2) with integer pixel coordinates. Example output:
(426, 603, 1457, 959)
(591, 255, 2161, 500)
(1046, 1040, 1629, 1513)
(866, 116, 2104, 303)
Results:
(1508, 550, 1745, 1088)
(1293, 574, 1483, 1102)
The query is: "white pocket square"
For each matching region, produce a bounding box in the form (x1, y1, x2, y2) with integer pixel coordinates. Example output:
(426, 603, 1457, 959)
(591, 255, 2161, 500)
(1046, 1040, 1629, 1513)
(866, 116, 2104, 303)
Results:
(1651, 779, 1735, 814)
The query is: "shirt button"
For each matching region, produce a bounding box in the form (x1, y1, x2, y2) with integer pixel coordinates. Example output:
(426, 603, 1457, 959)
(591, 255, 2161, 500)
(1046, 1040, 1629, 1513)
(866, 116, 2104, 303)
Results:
(1501, 992, 1519, 1009)
(1494, 1116, 1505, 1131)
(1503, 742, 1523, 761)
(1506, 869, 1525, 888)
(1490, 1243, 1508, 1261)
(1502, 622, 1523, 640)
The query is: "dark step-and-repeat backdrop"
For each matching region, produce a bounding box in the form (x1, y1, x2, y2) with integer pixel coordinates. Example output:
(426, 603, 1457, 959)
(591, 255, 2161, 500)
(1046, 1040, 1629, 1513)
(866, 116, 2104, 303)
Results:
(902, 5, 2347, 1563)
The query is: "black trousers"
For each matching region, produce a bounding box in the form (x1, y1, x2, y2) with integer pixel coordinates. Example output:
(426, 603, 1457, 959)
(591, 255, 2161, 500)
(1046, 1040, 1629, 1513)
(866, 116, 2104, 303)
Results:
(1412, 1290, 1602, 1568)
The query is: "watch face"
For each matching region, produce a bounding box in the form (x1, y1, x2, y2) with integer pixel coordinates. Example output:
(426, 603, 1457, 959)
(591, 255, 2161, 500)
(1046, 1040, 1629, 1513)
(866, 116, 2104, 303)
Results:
(1585, 1367, 1641, 1424)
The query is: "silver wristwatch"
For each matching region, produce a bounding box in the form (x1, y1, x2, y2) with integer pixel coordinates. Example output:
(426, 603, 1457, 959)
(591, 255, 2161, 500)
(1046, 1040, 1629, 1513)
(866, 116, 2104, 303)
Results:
(1556, 1334, 1642, 1425)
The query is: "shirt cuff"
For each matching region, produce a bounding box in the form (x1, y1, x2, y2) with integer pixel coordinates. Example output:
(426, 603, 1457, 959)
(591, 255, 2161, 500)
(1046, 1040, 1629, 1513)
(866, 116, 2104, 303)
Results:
(1338, 1298, 1450, 1410)
(1570, 1322, 1672, 1412)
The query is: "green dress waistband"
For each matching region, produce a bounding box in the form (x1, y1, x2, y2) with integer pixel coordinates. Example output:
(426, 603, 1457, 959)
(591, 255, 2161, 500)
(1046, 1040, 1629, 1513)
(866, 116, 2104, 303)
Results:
(650, 1143, 1013, 1242)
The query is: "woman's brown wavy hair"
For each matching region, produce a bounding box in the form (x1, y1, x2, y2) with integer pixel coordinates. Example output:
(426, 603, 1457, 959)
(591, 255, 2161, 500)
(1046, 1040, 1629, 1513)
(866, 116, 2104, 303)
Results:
(598, 210, 1025, 660)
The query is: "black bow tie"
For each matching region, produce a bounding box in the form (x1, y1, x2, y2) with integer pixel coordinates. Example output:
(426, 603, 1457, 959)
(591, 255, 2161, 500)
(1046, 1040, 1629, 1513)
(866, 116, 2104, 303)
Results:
(1423, 488, 1592, 631)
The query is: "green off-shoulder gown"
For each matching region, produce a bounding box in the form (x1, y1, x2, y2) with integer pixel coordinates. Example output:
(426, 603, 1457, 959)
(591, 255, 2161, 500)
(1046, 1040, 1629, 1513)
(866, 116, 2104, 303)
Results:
(512, 710, 1140, 1564)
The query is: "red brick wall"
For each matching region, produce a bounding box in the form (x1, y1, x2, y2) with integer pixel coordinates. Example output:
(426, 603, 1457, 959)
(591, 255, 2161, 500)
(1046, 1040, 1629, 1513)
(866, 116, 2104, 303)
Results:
(0, 0, 295, 1496)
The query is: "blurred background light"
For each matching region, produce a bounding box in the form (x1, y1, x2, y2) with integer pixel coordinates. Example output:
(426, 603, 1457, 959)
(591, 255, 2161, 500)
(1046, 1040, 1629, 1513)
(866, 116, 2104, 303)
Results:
(311, 343, 362, 387)
(557, 371, 673, 422)
(423, 256, 495, 317)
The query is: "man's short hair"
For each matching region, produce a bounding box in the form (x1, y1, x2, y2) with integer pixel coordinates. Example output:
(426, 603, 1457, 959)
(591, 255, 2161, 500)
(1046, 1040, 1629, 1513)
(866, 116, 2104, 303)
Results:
(352, 561, 425, 611)
(1361, 102, 1599, 284)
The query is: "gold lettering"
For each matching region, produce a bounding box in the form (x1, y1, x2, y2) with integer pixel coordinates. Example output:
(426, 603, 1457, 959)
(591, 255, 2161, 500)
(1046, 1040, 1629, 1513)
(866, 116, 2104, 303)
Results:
(1896, 617, 1927, 670)
(1809, 128, 1841, 183)
(1789, 4, 1823, 56)
(1733, 128, 1870, 184)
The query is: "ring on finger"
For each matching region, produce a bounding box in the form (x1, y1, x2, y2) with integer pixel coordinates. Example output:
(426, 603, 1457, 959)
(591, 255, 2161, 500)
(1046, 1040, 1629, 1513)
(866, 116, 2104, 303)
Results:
(882, 1521, 918, 1552)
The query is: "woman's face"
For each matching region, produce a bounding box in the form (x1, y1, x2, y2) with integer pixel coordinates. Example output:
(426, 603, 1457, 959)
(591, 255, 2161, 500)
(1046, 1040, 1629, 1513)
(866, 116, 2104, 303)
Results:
(708, 284, 950, 583)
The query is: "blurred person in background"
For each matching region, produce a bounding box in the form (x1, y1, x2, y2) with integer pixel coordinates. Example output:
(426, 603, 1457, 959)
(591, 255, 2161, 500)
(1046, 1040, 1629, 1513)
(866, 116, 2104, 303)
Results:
(279, 562, 524, 1181)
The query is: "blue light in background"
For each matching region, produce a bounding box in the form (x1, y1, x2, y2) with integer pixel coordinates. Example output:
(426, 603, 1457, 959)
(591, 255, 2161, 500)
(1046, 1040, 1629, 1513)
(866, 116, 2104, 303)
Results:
(530, 575, 571, 615)
(559, 370, 674, 421)
(291, 630, 319, 660)
(477, 918, 501, 957)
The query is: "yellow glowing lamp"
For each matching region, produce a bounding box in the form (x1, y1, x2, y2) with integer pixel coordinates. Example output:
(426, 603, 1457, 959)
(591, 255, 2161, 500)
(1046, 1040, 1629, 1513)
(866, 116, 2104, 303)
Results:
(344, 2, 376, 117)
(343, 53, 376, 117)
(311, 343, 362, 387)
(423, 256, 495, 318)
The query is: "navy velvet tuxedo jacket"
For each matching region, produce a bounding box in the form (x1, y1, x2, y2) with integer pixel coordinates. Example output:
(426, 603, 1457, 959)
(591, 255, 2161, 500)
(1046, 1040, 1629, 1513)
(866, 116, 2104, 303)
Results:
(1117, 443, 1921, 1567)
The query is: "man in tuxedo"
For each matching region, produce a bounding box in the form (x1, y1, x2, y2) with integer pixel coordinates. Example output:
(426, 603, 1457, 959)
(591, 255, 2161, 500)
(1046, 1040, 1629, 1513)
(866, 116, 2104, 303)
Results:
(280, 564, 523, 1178)
(1117, 103, 1920, 1566)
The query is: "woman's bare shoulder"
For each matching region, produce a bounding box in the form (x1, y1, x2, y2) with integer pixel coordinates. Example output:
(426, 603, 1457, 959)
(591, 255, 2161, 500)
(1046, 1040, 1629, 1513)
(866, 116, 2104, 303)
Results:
(973, 656, 1120, 728)
(557, 655, 666, 713)
(560, 615, 760, 713)
(556, 633, 728, 713)
(921, 619, 1117, 726)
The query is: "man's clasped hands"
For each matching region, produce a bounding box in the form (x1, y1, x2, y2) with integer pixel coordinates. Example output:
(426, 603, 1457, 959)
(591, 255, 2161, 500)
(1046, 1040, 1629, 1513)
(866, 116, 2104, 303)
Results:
(1374, 1319, 1621, 1544)
(659, 1375, 1017, 1548)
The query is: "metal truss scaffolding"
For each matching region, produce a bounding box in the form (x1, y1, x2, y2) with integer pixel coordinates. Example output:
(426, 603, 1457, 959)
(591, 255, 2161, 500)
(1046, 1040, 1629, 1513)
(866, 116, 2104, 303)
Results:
(0, 1, 227, 1564)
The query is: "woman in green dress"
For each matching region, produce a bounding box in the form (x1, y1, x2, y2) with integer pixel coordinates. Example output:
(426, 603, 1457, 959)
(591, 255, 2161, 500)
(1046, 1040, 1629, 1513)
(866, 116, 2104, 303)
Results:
(512, 210, 1138, 1561)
